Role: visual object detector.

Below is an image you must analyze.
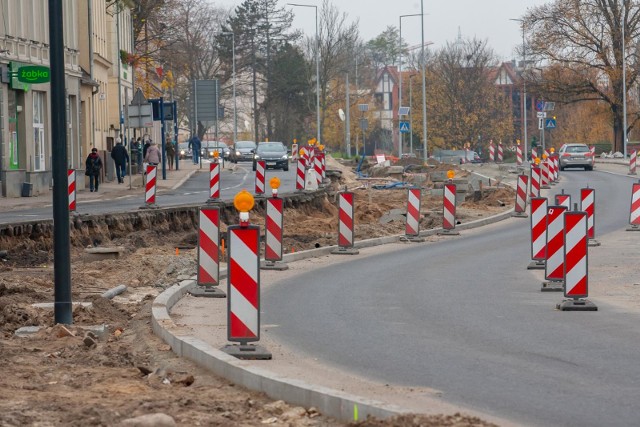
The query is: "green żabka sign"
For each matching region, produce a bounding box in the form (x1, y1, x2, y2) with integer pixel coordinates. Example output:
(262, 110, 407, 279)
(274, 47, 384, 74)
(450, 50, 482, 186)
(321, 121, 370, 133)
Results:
(17, 66, 50, 84)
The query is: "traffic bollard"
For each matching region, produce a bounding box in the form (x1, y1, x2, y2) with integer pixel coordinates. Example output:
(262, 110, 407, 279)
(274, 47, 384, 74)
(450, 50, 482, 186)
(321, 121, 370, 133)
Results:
(532, 147, 538, 160)
(626, 181, 640, 231)
(400, 188, 425, 242)
(555, 190, 571, 209)
(629, 150, 637, 175)
(580, 187, 600, 246)
(140, 164, 158, 209)
(489, 142, 495, 162)
(530, 166, 541, 198)
(516, 143, 523, 166)
(332, 192, 359, 254)
(557, 210, 597, 311)
(438, 181, 460, 236)
(190, 206, 226, 298)
(541, 160, 551, 189)
(513, 174, 528, 217)
(314, 155, 323, 187)
(497, 142, 504, 163)
(541, 205, 568, 292)
(553, 156, 560, 182)
(68, 169, 76, 213)
(291, 143, 299, 162)
(262, 178, 288, 270)
(254, 160, 266, 196)
(528, 197, 548, 269)
(296, 157, 306, 191)
(208, 160, 221, 202)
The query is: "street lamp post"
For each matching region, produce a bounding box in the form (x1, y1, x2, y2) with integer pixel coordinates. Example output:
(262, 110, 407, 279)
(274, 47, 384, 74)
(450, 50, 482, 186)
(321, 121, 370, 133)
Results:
(399, 13, 421, 158)
(420, 0, 428, 161)
(409, 74, 416, 155)
(622, 12, 628, 159)
(510, 18, 528, 161)
(219, 32, 237, 145)
(289, 3, 320, 144)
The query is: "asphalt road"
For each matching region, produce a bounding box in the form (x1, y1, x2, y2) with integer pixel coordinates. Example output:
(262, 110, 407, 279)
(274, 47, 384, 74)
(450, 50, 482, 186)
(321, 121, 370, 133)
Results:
(263, 169, 640, 427)
(0, 161, 297, 224)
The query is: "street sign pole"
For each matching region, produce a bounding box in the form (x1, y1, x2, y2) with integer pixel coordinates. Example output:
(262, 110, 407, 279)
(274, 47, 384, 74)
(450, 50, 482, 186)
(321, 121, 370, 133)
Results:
(160, 97, 166, 180)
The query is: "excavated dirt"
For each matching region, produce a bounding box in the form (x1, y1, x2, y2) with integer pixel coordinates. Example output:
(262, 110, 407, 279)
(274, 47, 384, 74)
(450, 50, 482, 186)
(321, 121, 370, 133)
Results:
(0, 159, 509, 426)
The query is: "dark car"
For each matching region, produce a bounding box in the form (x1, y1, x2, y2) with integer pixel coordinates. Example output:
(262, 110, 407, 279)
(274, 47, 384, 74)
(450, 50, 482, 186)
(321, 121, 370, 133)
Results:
(230, 140, 257, 163)
(202, 141, 230, 160)
(252, 142, 289, 171)
(558, 143, 594, 170)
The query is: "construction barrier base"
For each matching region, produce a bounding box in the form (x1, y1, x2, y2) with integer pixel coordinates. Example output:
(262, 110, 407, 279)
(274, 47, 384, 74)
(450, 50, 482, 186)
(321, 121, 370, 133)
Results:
(588, 239, 601, 247)
(512, 211, 528, 218)
(221, 344, 272, 360)
(541, 281, 564, 292)
(556, 298, 598, 311)
(626, 225, 640, 231)
(139, 204, 159, 210)
(189, 286, 226, 298)
(205, 198, 223, 205)
(399, 235, 425, 243)
(527, 260, 546, 270)
(331, 247, 360, 255)
(437, 229, 460, 236)
(260, 260, 289, 271)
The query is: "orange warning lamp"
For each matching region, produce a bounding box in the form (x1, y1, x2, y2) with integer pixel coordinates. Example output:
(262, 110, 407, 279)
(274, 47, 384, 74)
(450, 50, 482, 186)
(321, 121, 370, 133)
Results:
(535, 157, 541, 165)
(542, 153, 548, 160)
(233, 190, 255, 226)
(319, 144, 325, 151)
(309, 138, 316, 146)
(517, 140, 521, 146)
(550, 147, 555, 154)
(270, 177, 281, 197)
(447, 170, 455, 181)
(300, 147, 306, 156)
(213, 150, 220, 160)
(293, 138, 297, 144)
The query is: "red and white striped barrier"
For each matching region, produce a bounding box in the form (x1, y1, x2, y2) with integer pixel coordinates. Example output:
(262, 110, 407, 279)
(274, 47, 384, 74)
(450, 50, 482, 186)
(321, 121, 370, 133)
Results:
(528, 197, 548, 269)
(401, 188, 424, 242)
(513, 174, 528, 217)
(262, 196, 288, 270)
(145, 164, 157, 206)
(544, 149, 550, 158)
(541, 160, 551, 189)
(552, 156, 559, 182)
(226, 224, 272, 357)
(627, 181, 640, 231)
(296, 158, 306, 191)
(532, 147, 538, 160)
(530, 166, 541, 198)
(547, 157, 555, 184)
(190, 206, 226, 298)
(580, 187, 599, 246)
(255, 160, 266, 195)
(438, 183, 459, 235)
(497, 142, 504, 163)
(68, 169, 76, 212)
(291, 143, 299, 161)
(209, 160, 220, 200)
(332, 192, 359, 254)
(489, 143, 495, 162)
(314, 155, 323, 186)
(542, 205, 568, 291)
(321, 153, 326, 179)
(629, 150, 637, 175)
(516, 144, 523, 166)
(558, 211, 597, 310)
(555, 191, 571, 209)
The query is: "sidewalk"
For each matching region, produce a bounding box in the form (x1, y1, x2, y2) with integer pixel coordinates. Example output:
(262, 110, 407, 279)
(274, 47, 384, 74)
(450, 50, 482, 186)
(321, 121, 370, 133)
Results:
(0, 160, 203, 212)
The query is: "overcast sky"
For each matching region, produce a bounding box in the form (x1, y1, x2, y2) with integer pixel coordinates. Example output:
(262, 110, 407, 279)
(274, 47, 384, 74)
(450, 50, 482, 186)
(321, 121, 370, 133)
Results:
(211, 0, 544, 61)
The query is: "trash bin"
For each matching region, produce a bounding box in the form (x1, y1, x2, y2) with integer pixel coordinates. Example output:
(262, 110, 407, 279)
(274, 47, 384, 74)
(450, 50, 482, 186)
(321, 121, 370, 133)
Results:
(21, 182, 33, 197)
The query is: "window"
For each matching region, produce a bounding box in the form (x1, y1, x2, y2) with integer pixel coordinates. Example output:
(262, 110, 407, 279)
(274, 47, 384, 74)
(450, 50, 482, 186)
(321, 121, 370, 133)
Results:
(33, 91, 45, 171)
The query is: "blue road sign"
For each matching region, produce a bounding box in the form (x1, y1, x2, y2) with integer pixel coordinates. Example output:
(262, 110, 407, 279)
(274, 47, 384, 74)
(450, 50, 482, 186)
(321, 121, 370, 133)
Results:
(545, 118, 556, 129)
(536, 100, 545, 111)
(400, 121, 410, 133)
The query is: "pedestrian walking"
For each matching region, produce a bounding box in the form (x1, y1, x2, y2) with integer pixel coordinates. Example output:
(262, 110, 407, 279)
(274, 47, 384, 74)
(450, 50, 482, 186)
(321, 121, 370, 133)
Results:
(132, 137, 143, 171)
(143, 136, 151, 160)
(144, 140, 162, 167)
(188, 132, 201, 164)
(166, 140, 176, 170)
(85, 147, 103, 192)
(111, 139, 129, 183)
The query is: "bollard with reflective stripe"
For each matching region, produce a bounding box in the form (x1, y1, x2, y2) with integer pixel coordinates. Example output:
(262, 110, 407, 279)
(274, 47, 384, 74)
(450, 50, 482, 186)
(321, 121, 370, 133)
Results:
(320, 153, 326, 179)
(401, 188, 424, 242)
(291, 143, 299, 161)
(296, 158, 306, 191)
(627, 181, 640, 231)
(513, 174, 528, 217)
(438, 183, 459, 235)
(532, 147, 538, 160)
(553, 156, 560, 182)
(332, 192, 359, 254)
(262, 196, 288, 270)
(516, 144, 523, 166)
(541, 160, 551, 189)
(314, 155, 323, 186)
(530, 166, 541, 198)
(629, 150, 637, 175)
(190, 207, 226, 298)
(542, 205, 568, 291)
(580, 187, 600, 246)
(547, 157, 556, 184)
(254, 160, 266, 195)
(497, 142, 504, 163)
(68, 169, 76, 212)
(489, 143, 495, 162)
(145, 165, 157, 206)
(528, 197, 547, 269)
(209, 160, 220, 200)
(558, 210, 597, 311)
(555, 191, 571, 209)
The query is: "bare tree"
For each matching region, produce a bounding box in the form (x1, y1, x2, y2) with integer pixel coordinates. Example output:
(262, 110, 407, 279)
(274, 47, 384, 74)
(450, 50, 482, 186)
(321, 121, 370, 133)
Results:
(523, 0, 640, 152)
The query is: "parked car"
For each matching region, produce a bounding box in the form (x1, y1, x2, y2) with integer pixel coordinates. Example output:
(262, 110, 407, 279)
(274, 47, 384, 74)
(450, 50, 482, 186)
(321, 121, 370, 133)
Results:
(178, 142, 191, 160)
(252, 142, 289, 171)
(202, 141, 230, 160)
(558, 143, 594, 170)
(230, 140, 257, 163)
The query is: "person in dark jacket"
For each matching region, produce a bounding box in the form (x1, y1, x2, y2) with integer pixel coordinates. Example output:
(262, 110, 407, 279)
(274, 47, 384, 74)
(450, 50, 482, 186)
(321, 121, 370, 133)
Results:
(110, 139, 129, 183)
(85, 148, 103, 192)
(143, 136, 151, 160)
(188, 133, 201, 164)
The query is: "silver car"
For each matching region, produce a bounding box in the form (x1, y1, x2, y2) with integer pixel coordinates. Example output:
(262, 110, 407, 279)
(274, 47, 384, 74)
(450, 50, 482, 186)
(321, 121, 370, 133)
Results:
(558, 143, 594, 171)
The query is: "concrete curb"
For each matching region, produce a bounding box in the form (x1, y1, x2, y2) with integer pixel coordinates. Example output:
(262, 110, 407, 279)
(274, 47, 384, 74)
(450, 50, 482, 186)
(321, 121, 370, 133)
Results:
(151, 204, 515, 422)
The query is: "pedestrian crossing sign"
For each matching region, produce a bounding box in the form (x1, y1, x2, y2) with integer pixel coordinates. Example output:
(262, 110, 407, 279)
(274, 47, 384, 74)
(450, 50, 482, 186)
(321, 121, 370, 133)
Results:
(400, 121, 410, 133)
